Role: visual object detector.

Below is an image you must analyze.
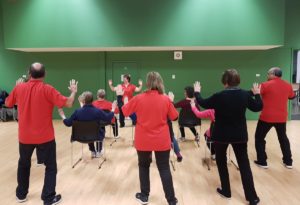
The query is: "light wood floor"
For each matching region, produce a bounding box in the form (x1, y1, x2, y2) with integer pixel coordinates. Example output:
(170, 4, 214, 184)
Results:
(0, 120, 300, 205)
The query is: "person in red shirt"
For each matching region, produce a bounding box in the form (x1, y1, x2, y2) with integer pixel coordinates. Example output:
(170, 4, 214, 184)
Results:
(122, 71, 178, 205)
(92, 89, 119, 139)
(254, 67, 295, 169)
(108, 74, 142, 127)
(5, 62, 78, 205)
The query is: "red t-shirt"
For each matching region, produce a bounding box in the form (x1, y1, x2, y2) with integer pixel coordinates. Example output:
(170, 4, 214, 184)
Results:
(122, 83, 136, 102)
(92, 99, 119, 123)
(122, 90, 178, 151)
(260, 78, 295, 123)
(5, 79, 67, 144)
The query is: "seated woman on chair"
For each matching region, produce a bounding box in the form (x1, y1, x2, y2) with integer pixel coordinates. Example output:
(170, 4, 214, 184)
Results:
(92, 89, 120, 139)
(173, 86, 201, 141)
(58, 91, 116, 158)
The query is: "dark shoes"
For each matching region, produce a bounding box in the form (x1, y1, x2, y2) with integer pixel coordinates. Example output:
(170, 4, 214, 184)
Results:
(135, 193, 149, 205)
(44, 194, 62, 205)
(216, 188, 231, 199)
(254, 160, 269, 169)
(168, 198, 178, 205)
(249, 197, 260, 205)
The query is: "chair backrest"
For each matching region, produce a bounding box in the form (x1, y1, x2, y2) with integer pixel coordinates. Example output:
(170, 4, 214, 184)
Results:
(178, 108, 201, 127)
(71, 121, 102, 143)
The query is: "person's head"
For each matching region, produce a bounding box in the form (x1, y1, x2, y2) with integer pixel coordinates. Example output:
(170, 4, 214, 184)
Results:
(79, 91, 94, 105)
(221, 69, 240, 88)
(123, 74, 131, 84)
(267, 67, 282, 80)
(97, 89, 106, 99)
(184, 86, 194, 98)
(28, 62, 46, 79)
(146, 71, 165, 94)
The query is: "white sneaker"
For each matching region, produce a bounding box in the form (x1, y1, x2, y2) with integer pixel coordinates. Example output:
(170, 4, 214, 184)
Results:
(211, 154, 216, 160)
(16, 196, 27, 203)
(91, 151, 96, 158)
(114, 135, 120, 139)
(283, 163, 293, 169)
(179, 137, 186, 142)
(96, 149, 104, 158)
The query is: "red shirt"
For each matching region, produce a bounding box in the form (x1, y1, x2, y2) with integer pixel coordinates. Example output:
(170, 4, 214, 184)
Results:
(5, 79, 67, 144)
(92, 99, 119, 123)
(122, 83, 136, 102)
(122, 90, 178, 151)
(260, 78, 295, 123)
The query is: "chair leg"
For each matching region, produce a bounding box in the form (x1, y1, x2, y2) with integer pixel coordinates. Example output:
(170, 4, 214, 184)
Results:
(110, 124, 117, 147)
(170, 146, 176, 171)
(98, 139, 107, 169)
(72, 143, 83, 169)
(203, 139, 211, 171)
(228, 145, 239, 170)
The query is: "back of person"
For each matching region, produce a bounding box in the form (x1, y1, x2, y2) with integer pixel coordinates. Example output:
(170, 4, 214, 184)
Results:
(126, 90, 177, 151)
(260, 78, 294, 122)
(212, 89, 253, 143)
(7, 79, 66, 144)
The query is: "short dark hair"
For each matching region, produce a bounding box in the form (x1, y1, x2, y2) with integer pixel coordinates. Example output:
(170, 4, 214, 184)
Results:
(184, 86, 194, 98)
(221, 69, 240, 87)
(123, 74, 131, 82)
(29, 63, 45, 79)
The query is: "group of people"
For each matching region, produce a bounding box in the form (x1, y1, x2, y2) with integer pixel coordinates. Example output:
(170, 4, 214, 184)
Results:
(4, 62, 295, 205)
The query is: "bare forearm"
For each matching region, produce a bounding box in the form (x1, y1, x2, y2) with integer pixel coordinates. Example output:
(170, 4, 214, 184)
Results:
(65, 92, 76, 108)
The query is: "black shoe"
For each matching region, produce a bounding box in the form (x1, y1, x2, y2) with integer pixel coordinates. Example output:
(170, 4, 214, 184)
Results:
(216, 188, 231, 199)
(16, 196, 27, 203)
(120, 124, 125, 128)
(132, 121, 136, 126)
(254, 160, 268, 169)
(168, 198, 178, 205)
(135, 193, 148, 205)
(44, 194, 62, 205)
(249, 197, 260, 205)
(176, 153, 183, 162)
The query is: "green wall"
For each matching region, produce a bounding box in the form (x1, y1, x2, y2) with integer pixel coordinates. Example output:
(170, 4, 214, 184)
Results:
(1, 0, 299, 120)
(2, 0, 284, 48)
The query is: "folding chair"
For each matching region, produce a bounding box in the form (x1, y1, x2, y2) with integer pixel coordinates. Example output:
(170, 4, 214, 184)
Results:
(177, 109, 201, 147)
(228, 145, 239, 170)
(203, 136, 214, 171)
(71, 121, 106, 169)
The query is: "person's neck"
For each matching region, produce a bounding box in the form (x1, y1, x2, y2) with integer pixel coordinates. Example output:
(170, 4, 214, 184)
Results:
(98, 98, 104, 101)
(30, 77, 44, 81)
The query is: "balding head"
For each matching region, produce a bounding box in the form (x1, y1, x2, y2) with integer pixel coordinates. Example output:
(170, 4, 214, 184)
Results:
(29, 62, 45, 79)
(267, 67, 282, 80)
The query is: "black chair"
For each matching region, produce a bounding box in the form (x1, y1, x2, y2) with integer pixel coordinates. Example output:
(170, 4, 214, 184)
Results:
(71, 121, 106, 169)
(100, 110, 119, 147)
(177, 108, 201, 147)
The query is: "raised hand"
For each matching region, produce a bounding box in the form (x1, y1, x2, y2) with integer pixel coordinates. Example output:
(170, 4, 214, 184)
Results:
(168, 91, 175, 102)
(252, 83, 261, 95)
(68, 79, 78, 93)
(138, 79, 143, 86)
(194, 81, 201, 93)
(16, 78, 25, 85)
(108, 79, 113, 86)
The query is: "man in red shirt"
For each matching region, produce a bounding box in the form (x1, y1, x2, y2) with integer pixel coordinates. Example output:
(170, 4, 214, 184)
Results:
(108, 74, 142, 127)
(5, 62, 78, 205)
(254, 67, 295, 169)
(92, 89, 119, 139)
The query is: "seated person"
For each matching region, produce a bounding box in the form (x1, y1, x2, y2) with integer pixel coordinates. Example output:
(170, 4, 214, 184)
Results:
(58, 91, 116, 158)
(190, 100, 216, 160)
(173, 86, 201, 141)
(92, 89, 120, 139)
(0, 89, 9, 107)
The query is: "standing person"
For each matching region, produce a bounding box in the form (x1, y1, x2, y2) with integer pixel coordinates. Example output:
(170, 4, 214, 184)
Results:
(254, 67, 295, 169)
(174, 86, 201, 141)
(122, 71, 179, 205)
(194, 69, 262, 205)
(108, 74, 142, 127)
(5, 62, 78, 205)
(93, 89, 120, 139)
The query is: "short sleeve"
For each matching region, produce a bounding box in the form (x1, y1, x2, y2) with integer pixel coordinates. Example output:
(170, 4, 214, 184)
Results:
(46, 85, 68, 108)
(5, 87, 17, 108)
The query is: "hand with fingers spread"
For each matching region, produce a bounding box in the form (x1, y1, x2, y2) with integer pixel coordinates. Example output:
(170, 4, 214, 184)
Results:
(168, 91, 174, 102)
(252, 83, 261, 95)
(108, 79, 113, 86)
(194, 81, 201, 93)
(16, 78, 25, 86)
(68, 79, 78, 93)
(138, 79, 143, 86)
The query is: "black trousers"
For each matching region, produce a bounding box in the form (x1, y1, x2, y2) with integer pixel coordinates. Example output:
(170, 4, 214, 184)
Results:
(255, 120, 292, 164)
(179, 126, 197, 138)
(215, 142, 258, 202)
(137, 150, 177, 204)
(16, 140, 57, 203)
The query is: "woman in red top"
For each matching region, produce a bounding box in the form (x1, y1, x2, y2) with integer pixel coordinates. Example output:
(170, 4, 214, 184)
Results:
(122, 71, 178, 205)
(108, 74, 142, 127)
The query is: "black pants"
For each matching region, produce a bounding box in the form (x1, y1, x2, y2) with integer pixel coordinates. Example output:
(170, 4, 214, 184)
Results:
(215, 142, 258, 202)
(255, 120, 292, 164)
(16, 140, 57, 203)
(137, 150, 177, 204)
(179, 126, 197, 138)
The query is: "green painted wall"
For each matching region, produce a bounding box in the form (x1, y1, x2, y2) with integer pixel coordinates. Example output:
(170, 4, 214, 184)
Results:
(2, 0, 284, 48)
(285, 0, 300, 49)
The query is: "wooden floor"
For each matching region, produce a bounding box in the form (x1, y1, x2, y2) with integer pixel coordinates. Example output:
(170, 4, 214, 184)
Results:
(0, 120, 300, 205)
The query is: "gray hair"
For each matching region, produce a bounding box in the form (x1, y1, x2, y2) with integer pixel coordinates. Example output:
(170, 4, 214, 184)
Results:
(79, 91, 93, 104)
(268, 67, 282, 77)
(97, 89, 106, 99)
